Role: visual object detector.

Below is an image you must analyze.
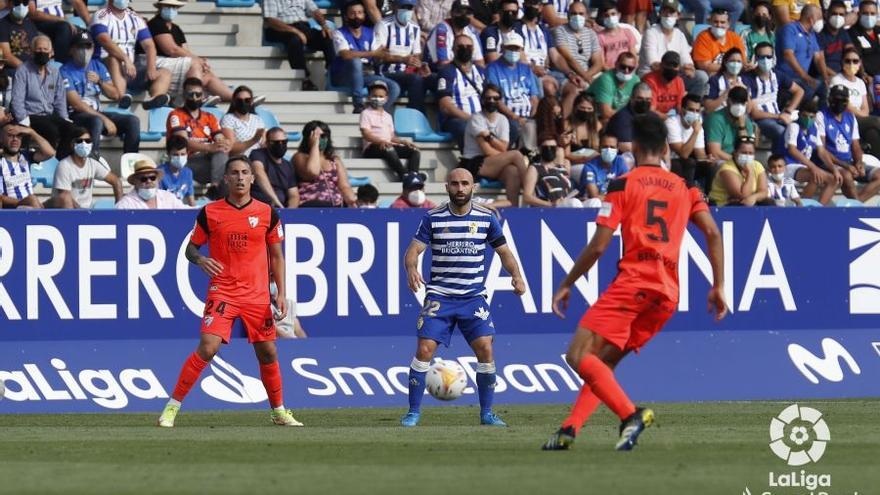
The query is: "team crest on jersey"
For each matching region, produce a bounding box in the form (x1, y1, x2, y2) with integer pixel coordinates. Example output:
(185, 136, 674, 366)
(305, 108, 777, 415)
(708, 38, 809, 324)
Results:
(417, 316, 424, 330)
(437, 78, 447, 91)
(469, 222, 478, 234)
(248, 216, 259, 228)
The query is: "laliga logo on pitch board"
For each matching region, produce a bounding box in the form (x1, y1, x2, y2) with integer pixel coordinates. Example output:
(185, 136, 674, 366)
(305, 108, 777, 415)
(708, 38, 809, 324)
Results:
(200, 356, 268, 404)
(769, 404, 830, 466)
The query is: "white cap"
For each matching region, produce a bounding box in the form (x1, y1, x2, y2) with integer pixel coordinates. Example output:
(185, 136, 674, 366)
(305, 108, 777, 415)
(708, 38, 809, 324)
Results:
(501, 32, 524, 48)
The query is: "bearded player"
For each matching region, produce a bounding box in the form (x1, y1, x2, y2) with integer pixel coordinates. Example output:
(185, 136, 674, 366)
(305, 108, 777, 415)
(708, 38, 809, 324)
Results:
(542, 114, 728, 451)
(157, 156, 303, 427)
(401, 168, 526, 427)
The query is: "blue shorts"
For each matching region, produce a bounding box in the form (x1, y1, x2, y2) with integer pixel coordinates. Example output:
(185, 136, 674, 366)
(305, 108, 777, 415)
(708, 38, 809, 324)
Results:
(417, 294, 496, 347)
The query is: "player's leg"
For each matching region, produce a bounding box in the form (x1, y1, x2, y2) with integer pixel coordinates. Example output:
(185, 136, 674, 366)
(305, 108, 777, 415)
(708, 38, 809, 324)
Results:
(402, 296, 451, 426)
(158, 333, 223, 427)
(245, 304, 303, 426)
(468, 335, 506, 426)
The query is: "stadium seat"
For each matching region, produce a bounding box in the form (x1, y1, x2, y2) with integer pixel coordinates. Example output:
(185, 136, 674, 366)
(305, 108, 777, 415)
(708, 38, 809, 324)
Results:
(67, 15, 87, 30)
(203, 106, 226, 122)
(195, 197, 210, 206)
(692, 23, 709, 39)
(314, 0, 333, 9)
(834, 198, 864, 207)
(801, 198, 823, 207)
(734, 23, 749, 35)
(120, 153, 154, 182)
(394, 108, 453, 142)
(215, 0, 256, 6)
(348, 175, 371, 187)
(141, 107, 173, 142)
(378, 198, 394, 208)
(92, 198, 116, 209)
(479, 178, 504, 189)
(255, 107, 303, 142)
(30, 157, 58, 188)
(87, 0, 105, 6)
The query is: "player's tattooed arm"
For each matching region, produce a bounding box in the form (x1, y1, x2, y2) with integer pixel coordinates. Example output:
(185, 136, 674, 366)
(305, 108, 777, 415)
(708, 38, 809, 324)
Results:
(404, 240, 427, 292)
(494, 244, 526, 296)
(186, 241, 224, 277)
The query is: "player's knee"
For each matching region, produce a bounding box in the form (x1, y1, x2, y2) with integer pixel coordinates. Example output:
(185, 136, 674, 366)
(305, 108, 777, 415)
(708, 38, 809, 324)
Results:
(416, 342, 435, 361)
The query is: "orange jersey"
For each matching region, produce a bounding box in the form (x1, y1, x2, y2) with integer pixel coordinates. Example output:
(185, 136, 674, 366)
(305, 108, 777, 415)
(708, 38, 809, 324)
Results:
(597, 165, 709, 303)
(190, 198, 284, 305)
(167, 108, 221, 146)
(692, 30, 746, 66)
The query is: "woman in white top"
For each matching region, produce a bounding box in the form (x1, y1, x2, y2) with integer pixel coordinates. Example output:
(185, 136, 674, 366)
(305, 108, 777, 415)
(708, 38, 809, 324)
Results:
(220, 85, 266, 157)
(831, 47, 880, 154)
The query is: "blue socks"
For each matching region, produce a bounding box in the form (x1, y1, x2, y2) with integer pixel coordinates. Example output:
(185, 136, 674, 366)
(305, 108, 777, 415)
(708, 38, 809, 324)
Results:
(476, 362, 496, 416)
(407, 358, 430, 413)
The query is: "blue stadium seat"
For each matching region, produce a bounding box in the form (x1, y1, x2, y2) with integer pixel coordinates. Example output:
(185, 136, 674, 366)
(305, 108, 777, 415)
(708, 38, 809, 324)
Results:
(101, 105, 132, 116)
(92, 198, 116, 209)
(67, 15, 87, 30)
(479, 178, 503, 189)
(393, 108, 453, 142)
(314, 0, 333, 9)
(834, 198, 864, 207)
(348, 175, 371, 187)
(378, 198, 394, 208)
(141, 107, 173, 142)
(255, 107, 302, 142)
(87, 0, 105, 6)
(31, 158, 59, 188)
(800, 198, 823, 207)
(734, 23, 749, 35)
(692, 23, 709, 39)
(216, 0, 256, 6)
(195, 197, 210, 207)
(203, 106, 226, 122)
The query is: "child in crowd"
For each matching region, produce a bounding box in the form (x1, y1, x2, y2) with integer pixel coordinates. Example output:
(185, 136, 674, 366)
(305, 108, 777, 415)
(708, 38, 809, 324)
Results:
(766, 154, 802, 207)
(359, 80, 421, 181)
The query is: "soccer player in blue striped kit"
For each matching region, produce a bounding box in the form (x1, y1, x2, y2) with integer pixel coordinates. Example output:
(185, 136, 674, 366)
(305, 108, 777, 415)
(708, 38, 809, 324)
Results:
(401, 167, 526, 427)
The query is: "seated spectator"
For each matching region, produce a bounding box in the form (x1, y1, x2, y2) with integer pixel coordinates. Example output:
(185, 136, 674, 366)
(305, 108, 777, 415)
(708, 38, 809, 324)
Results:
(29, 0, 79, 63)
(740, 1, 776, 63)
(391, 171, 437, 208)
(11, 35, 78, 155)
(776, 5, 828, 102)
(542, 0, 571, 28)
(486, 32, 540, 150)
(167, 77, 231, 194)
(0, 0, 39, 77)
(596, 3, 639, 71)
(816, 84, 880, 202)
(356, 183, 378, 207)
(360, 80, 420, 181)
(565, 92, 601, 163)
(220, 85, 266, 157)
(693, 8, 747, 77)
(587, 51, 640, 123)
(681, 0, 744, 25)
(817, 1, 853, 76)
(575, 132, 628, 200)
(667, 93, 708, 185)
(330, 0, 400, 114)
(460, 84, 527, 205)
(116, 158, 188, 209)
(373, 0, 430, 114)
(848, 1, 880, 78)
(745, 41, 804, 148)
(49, 127, 122, 208)
(481, 0, 522, 64)
(0, 123, 52, 208)
(772, 0, 820, 26)
(426, 0, 485, 70)
(642, 51, 685, 116)
(605, 82, 654, 152)
(262, 0, 333, 91)
(148, 0, 235, 103)
(35, 0, 91, 26)
(766, 153, 803, 206)
(706, 86, 754, 161)
(437, 34, 485, 150)
(523, 136, 572, 207)
(294, 120, 357, 207)
(705, 48, 746, 113)
(90, 0, 172, 110)
(831, 47, 880, 154)
(158, 135, 195, 206)
(62, 32, 140, 155)
(639, 0, 707, 96)
(465, 0, 492, 30)
(553, 1, 604, 116)
(0, 54, 11, 109)
(250, 127, 298, 208)
(708, 136, 770, 206)
(780, 99, 837, 204)
(518, 0, 564, 97)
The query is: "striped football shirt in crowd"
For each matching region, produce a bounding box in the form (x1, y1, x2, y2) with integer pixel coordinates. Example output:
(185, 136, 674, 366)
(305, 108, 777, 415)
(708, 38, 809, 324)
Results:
(374, 16, 422, 74)
(0, 153, 35, 200)
(90, 7, 152, 60)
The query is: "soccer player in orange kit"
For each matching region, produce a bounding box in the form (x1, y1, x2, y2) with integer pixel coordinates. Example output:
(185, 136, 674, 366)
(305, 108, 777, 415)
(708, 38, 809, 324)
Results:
(157, 155, 303, 427)
(542, 113, 728, 451)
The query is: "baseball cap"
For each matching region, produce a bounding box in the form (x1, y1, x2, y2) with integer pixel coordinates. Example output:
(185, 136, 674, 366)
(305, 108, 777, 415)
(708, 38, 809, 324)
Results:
(367, 80, 389, 91)
(72, 32, 93, 47)
(402, 172, 426, 189)
(452, 0, 473, 12)
(829, 84, 850, 102)
(659, 0, 680, 12)
(501, 32, 524, 48)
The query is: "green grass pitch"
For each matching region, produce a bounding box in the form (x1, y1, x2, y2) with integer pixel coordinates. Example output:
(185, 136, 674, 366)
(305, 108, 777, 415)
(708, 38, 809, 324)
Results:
(0, 400, 877, 495)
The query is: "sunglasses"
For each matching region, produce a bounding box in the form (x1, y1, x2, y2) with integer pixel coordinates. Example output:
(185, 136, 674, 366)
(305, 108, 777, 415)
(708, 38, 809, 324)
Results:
(74, 138, 92, 144)
(618, 65, 636, 73)
(483, 96, 502, 101)
(576, 40, 584, 55)
(186, 91, 204, 98)
(11, 0, 29, 5)
(236, 97, 253, 104)
(844, 59, 861, 64)
(503, 9, 518, 14)
(756, 55, 773, 60)
(268, 139, 288, 145)
(139, 175, 158, 183)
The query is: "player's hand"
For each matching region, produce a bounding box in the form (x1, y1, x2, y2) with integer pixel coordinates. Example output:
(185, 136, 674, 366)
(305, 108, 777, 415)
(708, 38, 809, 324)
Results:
(511, 276, 526, 296)
(407, 269, 425, 292)
(274, 298, 288, 320)
(551, 285, 571, 319)
(708, 286, 728, 322)
(197, 256, 224, 277)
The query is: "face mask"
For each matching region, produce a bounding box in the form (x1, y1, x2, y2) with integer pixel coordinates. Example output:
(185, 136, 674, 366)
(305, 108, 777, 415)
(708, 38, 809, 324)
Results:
(160, 7, 177, 21)
(684, 110, 700, 125)
(268, 141, 288, 159)
(771, 172, 785, 182)
(800, 116, 814, 129)
(367, 96, 386, 108)
(232, 98, 252, 114)
(616, 70, 633, 82)
(662, 67, 678, 80)
(138, 187, 157, 201)
(569, 14, 586, 31)
(33, 52, 50, 66)
(844, 62, 860, 76)
(170, 154, 187, 169)
(660, 15, 677, 30)
(454, 46, 473, 63)
(725, 60, 742, 75)
(452, 14, 470, 29)
(114, 0, 129, 9)
(501, 11, 517, 27)
(632, 99, 650, 114)
(735, 153, 754, 167)
(407, 189, 426, 206)
(758, 57, 774, 72)
(540, 145, 556, 162)
(503, 50, 519, 64)
(348, 18, 364, 29)
(74, 141, 92, 158)
(729, 103, 746, 118)
(753, 15, 767, 29)
(812, 19, 824, 32)
(601, 147, 618, 163)
(184, 97, 202, 111)
(830, 99, 848, 114)
(829, 15, 845, 29)
(575, 109, 592, 121)
(12, 4, 28, 19)
(524, 5, 541, 21)
(603, 15, 619, 29)
(396, 9, 413, 24)
(861, 14, 877, 29)
(483, 101, 499, 113)
(318, 136, 328, 152)
(711, 26, 727, 39)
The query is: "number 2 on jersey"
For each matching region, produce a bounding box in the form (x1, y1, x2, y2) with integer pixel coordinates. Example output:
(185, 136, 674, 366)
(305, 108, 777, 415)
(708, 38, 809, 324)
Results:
(645, 200, 669, 243)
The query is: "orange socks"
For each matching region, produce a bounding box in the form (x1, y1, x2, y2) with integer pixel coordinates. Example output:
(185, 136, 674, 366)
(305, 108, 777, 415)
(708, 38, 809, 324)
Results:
(259, 362, 284, 409)
(576, 354, 636, 421)
(561, 386, 601, 434)
(172, 352, 209, 402)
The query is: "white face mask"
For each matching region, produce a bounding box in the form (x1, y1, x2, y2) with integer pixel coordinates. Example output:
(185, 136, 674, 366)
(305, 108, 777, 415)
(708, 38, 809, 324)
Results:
(569, 14, 586, 30)
(711, 26, 727, 39)
(616, 71, 633, 82)
(660, 15, 677, 30)
(729, 103, 747, 118)
(829, 15, 845, 29)
(407, 189, 426, 206)
(771, 172, 785, 182)
(812, 19, 824, 32)
(683, 110, 700, 125)
(861, 14, 878, 29)
(138, 187, 157, 201)
(735, 153, 754, 167)
(604, 15, 619, 28)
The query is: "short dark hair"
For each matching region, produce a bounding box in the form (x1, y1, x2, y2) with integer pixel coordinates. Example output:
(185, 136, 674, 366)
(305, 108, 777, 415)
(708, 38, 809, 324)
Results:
(752, 0, 771, 10)
(632, 113, 668, 155)
(828, 0, 848, 11)
(734, 135, 756, 150)
(710, 7, 729, 17)
(343, 0, 364, 14)
(357, 184, 379, 203)
(482, 83, 502, 98)
(224, 155, 253, 173)
(266, 126, 286, 141)
(297, 120, 335, 158)
(682, 93, 703, 107)
(500, 0, 519, 7)
(183, 77, 203, 89)
(768, 153, 785, 164)
(728, 86, 749, 103)
(721, 47, 743, 67)
(166, 134, 187, 153)
(799, 98, 819, 114)
(69, 126, 89, 141)
(860, 0, 877, 10)
(753, 41, 774, 54)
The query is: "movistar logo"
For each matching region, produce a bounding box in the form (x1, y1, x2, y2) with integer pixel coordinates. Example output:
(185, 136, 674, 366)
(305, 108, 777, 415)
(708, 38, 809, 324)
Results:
(787, 338, 860, 384)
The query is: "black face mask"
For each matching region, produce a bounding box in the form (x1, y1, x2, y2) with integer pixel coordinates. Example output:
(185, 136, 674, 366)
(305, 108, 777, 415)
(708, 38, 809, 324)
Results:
(452, 14, 470, 29)
(662, 67, 678, 81)
(575, 109, 593, 121)
(830, 99, 848, 114)
(540, 145, 557, 162)
(501, 11, 517, 27)
(454, 46, 473, 63)
(268, 141, 288, 159)
(348, 18, 364, 28)
(753, 15, 767, 29)
(632, 99, 651, 114)
(33, 52, 50, 66)
(524, 5, 541, 20)
(232, 99, 251, 114)
(483, 101, 499, 113)
(184, 98, 202, 111)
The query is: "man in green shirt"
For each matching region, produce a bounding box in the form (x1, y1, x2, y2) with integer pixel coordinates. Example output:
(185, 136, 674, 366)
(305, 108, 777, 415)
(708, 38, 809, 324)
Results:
(587, 51, 640, 123)
(706, 86, 755, 161)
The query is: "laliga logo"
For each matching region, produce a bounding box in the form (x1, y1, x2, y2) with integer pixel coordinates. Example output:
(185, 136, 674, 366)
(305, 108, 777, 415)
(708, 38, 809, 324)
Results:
(200, 356, 267, 404)
(849, 218, 880, 314)
(769, 404, 830, 466)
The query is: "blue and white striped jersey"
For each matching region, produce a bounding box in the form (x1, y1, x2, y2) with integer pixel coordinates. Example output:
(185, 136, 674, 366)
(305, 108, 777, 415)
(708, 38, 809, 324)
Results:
(744, 71, 792, 115)
(414, 203, 506, 298)
(36, 0, 65, 18)
(90, 7, 151, 60)
(544, 0, 570, 17)
(436, 63, 485, 120)
(518, 23, 554, 66)
(0, 152, 34, 200)
(373, 16, 422, 74)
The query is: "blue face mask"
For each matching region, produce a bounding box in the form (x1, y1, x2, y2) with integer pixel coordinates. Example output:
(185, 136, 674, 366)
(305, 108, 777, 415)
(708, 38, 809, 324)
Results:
(170, 154, 187, 169)
(114, 0, 129, 10)
(725, 60, 742, 75)
(757, 57, 774, 73)
(601, 147, 618, 163)
(160, 7, 178, 21)
(74, 141, 92, 158)
(396, 9, 413, 25)
(12, 4, 28, 19)
(138, 187, 157, 201)
(503, 50, 519, 64)
(569, 15, 586, 30)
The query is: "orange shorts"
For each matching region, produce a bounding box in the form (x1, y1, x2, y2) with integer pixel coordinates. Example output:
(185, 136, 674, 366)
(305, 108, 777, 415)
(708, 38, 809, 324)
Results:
(199, 298, 276, 344)
(579, 283, 676, 352)
(618, 0, 652, 14)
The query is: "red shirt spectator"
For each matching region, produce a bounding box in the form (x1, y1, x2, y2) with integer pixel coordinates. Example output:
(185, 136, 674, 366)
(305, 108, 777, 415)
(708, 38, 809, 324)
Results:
(643, 51, 685, 116)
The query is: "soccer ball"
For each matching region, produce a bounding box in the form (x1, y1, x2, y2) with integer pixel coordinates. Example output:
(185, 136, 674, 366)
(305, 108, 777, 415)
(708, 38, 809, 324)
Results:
(426, 360, 468, 401)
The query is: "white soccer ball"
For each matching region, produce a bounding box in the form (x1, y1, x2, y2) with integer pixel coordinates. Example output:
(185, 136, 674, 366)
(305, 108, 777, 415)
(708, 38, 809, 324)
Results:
(426, 360, 468, 401)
